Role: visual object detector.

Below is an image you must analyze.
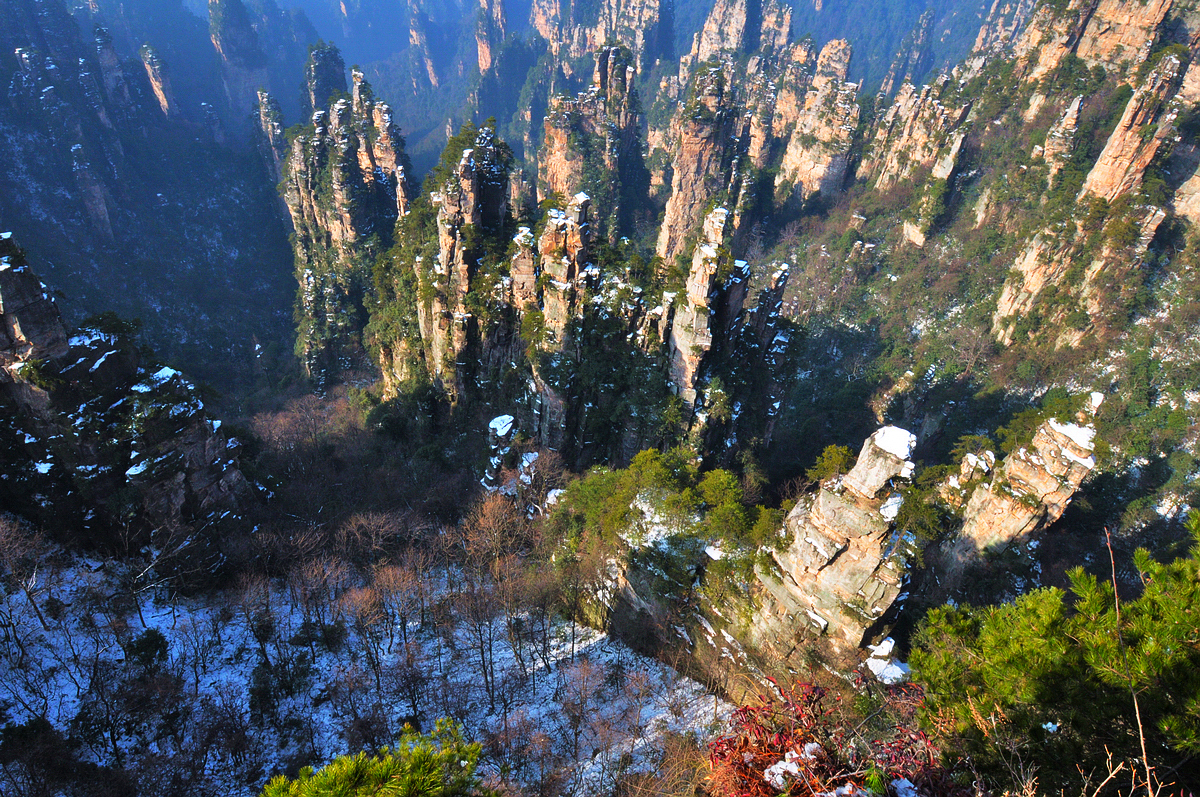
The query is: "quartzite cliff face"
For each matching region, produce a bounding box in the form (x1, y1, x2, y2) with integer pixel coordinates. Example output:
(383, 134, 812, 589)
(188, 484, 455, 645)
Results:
(273, 57, 412, 385)
(267, 0, 1200, 666)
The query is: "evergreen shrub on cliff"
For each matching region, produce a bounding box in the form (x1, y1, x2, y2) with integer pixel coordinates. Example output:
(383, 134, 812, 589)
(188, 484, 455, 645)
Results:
(911, 514, 1200, 791)
(261, 720, 485, 797)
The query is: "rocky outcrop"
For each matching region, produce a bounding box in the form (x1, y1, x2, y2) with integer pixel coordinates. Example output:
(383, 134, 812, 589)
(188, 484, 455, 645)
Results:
(692, 0, 792, 64)
(1079, 54, 1182, 202)
(693, 0, 752, 63)
(408, 0, 439, 88)
(958, 417, 1096, 552)
(303, 42, 347, 116)
(476, 0, 507, 73)
(417, 130, 511, 399)
(859, 79, 971, 192)
(138, 45, 177, 118)
(282, 50, 412, 384)
(257, 91, 287, 184)
(843, 427, 918, 499)
(1009, 0, 1100, 86)
(539, 46, 646, 239)
(1037, 95, 1082, 181)
(0, 235, 68, 367)
(209, 0, 270, 117)
(530, 0, 669, 73)
(656, 64, 740, 262)
(0, 237, 248, 543)
(775, 39, 859, 202)
(993, 55, 1182, 342)
(752, 426, 917, 648)
(971, 0, 1038, 59)
(94, 27, 134, 111)
(1009, 0, 1169, 96)
(538, 195, 594, 351)
(879, 10, 933, 98)
(1073, 0, 1172, 75)
(667, 208, 731, 406)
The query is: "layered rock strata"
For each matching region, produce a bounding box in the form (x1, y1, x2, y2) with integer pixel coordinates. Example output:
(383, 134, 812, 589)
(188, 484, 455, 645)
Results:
(752, 426, 917, 648)
(774, 39, 859, 202)
(958, 417, 1096, 552)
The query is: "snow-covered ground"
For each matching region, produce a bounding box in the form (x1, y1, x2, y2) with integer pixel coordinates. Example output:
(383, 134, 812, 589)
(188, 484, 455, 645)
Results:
(0, 550, 729, 795)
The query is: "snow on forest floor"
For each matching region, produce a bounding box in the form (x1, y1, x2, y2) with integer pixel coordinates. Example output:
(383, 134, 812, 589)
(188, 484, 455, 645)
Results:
(0, 551, 730, 795)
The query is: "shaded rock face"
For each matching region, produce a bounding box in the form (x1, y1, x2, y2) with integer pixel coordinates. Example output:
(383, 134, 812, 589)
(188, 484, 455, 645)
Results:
(0, 236, 68, 367)
(958, 418, 1096, 552)
(0, 0, 297, 390)
(278, 59, 412, 386)
(257, 90, 287, 184)
(94, 27, 134, 112)
(751, 426, 916, 649)
(209, 0, 270, 118)
(0, 238, 247, 545)
(971, 0, 1039, 59)
(408, 0, 440, 88)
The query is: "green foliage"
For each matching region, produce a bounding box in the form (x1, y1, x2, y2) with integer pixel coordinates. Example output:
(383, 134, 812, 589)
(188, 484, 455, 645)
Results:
(913, 514, 1200, 790)
(806, 445, 855, 483)
(698, 469, 749, 544)
(81, 312, 143, 339)
(995, 387, 1082, 455)
(428, 122, 494, 193)
(547, 449, 785, 552)
(1095, 344, 1188, 461)
(892, 485, 946, 545)
(261, 719, 484, 796)
(15, 358, 63, 391)
(1138, 42, 1189, 80)
(127, 629, 169, 674)
(949, 434, 995, 464)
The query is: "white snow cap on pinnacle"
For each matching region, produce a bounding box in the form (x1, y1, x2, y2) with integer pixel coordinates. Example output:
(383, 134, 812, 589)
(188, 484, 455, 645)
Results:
(489, 415, 514, 436)
(874, 426, 916, 460)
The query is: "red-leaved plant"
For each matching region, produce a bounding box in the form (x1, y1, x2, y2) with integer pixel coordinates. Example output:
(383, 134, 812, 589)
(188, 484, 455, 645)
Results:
(707, 677, 981, 797)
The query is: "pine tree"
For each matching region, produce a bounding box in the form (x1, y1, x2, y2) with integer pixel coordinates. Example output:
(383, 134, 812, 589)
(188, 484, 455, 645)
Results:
(261, 720, 486, 797)
(911, 513, 1200, 790)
